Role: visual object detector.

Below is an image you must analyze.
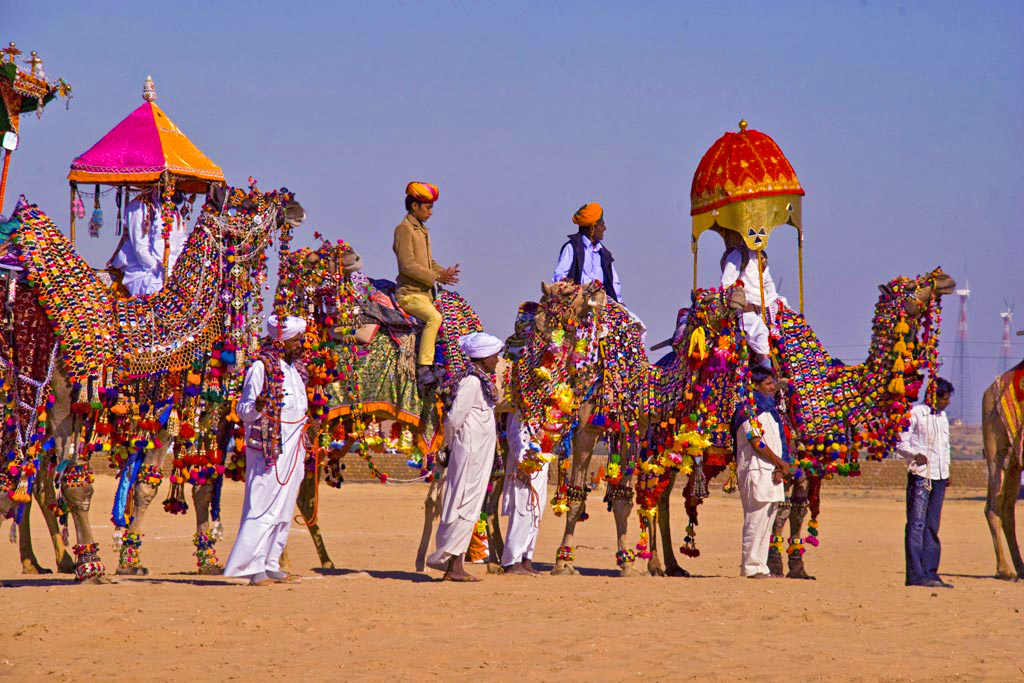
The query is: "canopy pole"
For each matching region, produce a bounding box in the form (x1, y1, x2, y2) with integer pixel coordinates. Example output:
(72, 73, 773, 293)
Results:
(69, 183, 76, 246)
(757, 251, 767, 324)
(0, 149, 11, 216)
(797, 229, 805, 315)
(692, 247, 698, 291)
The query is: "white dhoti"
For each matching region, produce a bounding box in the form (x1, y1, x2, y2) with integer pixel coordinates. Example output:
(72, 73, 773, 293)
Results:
(501, 411, 548, 566)
(224, 358, 308, 577)
(740, 310, 771, 358)
(736, 411, 785, 577)
(426, 374, 496, 571)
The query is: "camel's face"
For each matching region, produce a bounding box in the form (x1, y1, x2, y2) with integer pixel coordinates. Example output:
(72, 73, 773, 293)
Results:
(880, 268, 956, 319)
(687, 285, 744, 337)
(282, 198, 306, 229)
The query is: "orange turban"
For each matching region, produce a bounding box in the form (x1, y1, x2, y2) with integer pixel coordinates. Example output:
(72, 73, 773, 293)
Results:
(572, 203, 603, 227)
(405, 182, 439, 204)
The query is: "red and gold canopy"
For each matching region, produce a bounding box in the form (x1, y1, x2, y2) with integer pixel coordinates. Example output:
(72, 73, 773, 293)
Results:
(690, 120, 804, 251)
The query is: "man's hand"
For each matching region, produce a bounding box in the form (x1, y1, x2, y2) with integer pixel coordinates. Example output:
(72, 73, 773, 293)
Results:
(772, 469, 785, 485)
(913, 454, 928, 467)
(775, 459, 791, 477)
(254, 397, 267, 413)
(437, 263, 461, 285)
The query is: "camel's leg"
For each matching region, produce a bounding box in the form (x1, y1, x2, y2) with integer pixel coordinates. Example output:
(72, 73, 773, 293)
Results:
(1000, 455, 1023, 576)
(114, 464, 161, 577)
(655, 470, 689, 577)
(484, 474, 505, 574)
(63, 471, 111, 584)
(768, 486, 789, 578)
(192, 481, 224, 575)
(295, 466, 334, 570)
(982, 387, 1016, 579)
(611, 490, 641, 577)
(785, 477, 814, 579)
(552, 420, 599, 576)
(415, 469, 444, 572)
(32, 465, 74, 573)
(16, 493, 50, 574)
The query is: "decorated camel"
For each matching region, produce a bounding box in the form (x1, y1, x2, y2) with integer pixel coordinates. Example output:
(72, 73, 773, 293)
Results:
(0, 185, 304, 581)
(502, 280, 673, 576)
(512, 266, 953, 578)
(981, 362, 1024, 580)
(643, 267, 956, 578)
(270, 238, 498, 571)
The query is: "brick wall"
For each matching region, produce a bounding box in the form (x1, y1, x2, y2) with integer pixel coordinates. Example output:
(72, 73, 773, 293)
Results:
(341, 451, 994, 492)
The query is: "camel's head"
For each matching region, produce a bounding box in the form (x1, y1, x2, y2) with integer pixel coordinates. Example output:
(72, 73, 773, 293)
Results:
(537, 281, 605, 332)
(689, 284, 744, 332)
(879, 267, 956, 319)
(206, 184, 305, 237)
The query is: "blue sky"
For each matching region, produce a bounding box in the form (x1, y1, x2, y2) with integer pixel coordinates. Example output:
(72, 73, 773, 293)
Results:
(7, 0, 1023, 423)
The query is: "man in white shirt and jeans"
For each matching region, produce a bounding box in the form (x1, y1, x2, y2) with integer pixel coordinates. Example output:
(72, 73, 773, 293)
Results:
(897, 377, 955, 589)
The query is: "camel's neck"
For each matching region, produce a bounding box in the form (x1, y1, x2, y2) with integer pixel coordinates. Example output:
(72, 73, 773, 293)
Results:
(777, 295, 942, 441)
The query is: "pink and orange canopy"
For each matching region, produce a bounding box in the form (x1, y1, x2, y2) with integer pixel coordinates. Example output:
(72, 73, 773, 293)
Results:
(68, 82, 223, 193)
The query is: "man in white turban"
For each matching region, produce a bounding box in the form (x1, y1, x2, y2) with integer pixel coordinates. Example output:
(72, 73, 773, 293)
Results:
(426, 332, 502, 581)
(109, 188, 189, 298)
(224, 314, 312, 585)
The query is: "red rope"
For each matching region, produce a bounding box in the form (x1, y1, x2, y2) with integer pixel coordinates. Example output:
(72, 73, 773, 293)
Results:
(260, 411, 322, 526)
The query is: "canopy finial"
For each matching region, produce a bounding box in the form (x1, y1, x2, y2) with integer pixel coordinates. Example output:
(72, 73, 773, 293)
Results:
(738, 118, 748, 132)
(2, 42, 21, 64)
(143, 75, 156, 103)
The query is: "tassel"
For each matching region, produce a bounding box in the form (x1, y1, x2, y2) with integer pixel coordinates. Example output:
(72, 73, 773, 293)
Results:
(115, 186, 124, 236)
(887, 375, 905, 395)
(892, 355, 905, 373)
(895, 318, 910, 335)
(72, 192, 85, 220)
(688, 326, 708, 361)
(893, 339, 907, 355)
(88, 186, 103, 238)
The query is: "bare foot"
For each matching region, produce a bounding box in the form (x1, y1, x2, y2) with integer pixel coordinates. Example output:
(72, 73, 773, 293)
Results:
(502, 563, 532, 576)
(441, 556, 480, 582)
(522, 559, 543, 575)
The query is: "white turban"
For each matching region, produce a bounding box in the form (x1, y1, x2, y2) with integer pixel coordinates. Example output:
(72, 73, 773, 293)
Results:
(458, 332, 503, 359)
(266, 314, 307, 341)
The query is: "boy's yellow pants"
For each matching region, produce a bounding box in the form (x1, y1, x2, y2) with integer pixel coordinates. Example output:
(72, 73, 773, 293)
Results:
(396, 290, 442, 366)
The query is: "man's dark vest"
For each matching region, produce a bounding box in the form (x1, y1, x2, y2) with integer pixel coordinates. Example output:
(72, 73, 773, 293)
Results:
(563, 233, 618, 302)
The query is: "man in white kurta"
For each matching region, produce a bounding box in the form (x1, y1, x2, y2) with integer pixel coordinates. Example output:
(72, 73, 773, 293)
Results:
(735, 368, 790, 578)
(109, 189, 188, 298)
(500, 410, 548, 574)
(224, 315, 309, 586)
(719, 232, 788, 368)
(896, 378, 954, 588)
(426, 332, 502, 581)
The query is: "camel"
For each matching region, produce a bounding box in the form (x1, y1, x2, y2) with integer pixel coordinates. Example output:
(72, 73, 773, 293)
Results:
(501, 281, 702, 576)
(981, 363, 1024, 580)
(270, 240, 495, 571)
(522, 268, 954, 579)
(648, 267, 956, 579)
(0, 186, 303, 581)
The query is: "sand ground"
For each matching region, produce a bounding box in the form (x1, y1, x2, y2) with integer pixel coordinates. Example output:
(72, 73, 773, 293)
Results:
(0, 475, 1021, 683)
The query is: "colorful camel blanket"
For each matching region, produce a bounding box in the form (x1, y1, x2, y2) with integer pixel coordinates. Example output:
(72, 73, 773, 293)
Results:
(996, 360, 1024, 468)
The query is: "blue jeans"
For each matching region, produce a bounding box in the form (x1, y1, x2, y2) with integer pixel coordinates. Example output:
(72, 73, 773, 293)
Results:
(905, 473, 947, 585)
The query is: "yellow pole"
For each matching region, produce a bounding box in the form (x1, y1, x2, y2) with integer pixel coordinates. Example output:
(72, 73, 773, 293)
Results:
(69, 184, 76, 246)
(692, 243, 698, 291)
(757, 250, 767, 324)
(797, 229, 805, 315)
